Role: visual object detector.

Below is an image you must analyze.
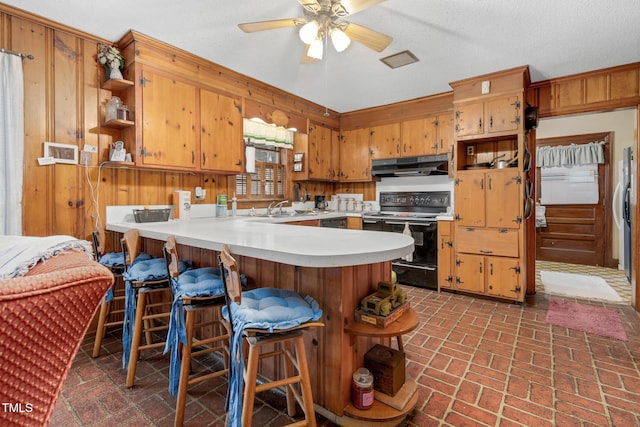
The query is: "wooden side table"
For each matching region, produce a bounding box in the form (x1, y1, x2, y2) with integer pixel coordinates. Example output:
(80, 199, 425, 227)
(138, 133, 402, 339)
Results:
(342, 307, 420, 424)
(344, 307, 419, 352)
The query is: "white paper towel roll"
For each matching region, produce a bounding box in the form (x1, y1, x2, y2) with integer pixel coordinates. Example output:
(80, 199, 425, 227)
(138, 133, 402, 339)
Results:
(245, 145, 256, 173)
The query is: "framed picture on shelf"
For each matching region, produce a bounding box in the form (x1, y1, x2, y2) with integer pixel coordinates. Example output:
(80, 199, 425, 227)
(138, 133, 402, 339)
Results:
(43, 142, 78, 165)
(294, 152, 303, 162)
(293, 162, 303, 172)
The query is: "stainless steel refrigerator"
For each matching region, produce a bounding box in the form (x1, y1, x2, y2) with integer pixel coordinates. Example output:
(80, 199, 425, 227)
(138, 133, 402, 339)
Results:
(623, 147, 634, 282)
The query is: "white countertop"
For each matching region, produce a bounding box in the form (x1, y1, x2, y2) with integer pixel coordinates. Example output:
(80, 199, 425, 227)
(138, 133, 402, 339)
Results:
(106, 212, 413, 268)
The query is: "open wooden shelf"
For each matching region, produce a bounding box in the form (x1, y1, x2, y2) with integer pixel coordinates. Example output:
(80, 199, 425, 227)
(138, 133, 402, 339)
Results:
(102, 118, 134, 129)
(343, 391, 419, 424)
(101, 78, 134, 91)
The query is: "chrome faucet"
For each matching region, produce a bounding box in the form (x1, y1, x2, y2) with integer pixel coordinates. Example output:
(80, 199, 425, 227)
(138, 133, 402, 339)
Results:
(266, 201, 277, 216)
(274, 200, 289, 215)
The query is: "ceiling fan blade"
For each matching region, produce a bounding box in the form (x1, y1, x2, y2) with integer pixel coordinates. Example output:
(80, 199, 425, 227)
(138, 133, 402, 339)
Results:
(332, 0, 386, 16)
(301, 44, 318, 64)
(238, 18, 305, 33)
(343, 22, 392, 52)
(298, 0, 321, 14)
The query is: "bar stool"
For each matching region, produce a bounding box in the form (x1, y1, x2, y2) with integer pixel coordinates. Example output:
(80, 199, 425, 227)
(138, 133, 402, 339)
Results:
(163, 235, 230, 427)
(91, 227, 126, 358)
(121, 228, 179, 388)
(218, 245, 324, 427)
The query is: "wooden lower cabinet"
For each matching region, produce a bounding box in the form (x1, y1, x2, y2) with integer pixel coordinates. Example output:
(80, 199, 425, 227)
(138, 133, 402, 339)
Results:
(347, 216, 362, 230)
(437, 221, 454, 290)
(455, 253, 523, 300)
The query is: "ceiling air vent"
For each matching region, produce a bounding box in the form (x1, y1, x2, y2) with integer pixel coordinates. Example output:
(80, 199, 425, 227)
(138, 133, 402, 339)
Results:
(380, 50, 419, 69)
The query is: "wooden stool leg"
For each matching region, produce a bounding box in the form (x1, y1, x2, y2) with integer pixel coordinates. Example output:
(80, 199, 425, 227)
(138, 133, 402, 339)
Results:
(92, 298, 111, 358)
(295, 336, 316, 427)
(283, 341, 297, 417)
(126, 289, 146, 387)
(175, 309, 195, 427)
(242, 344, 260, 427)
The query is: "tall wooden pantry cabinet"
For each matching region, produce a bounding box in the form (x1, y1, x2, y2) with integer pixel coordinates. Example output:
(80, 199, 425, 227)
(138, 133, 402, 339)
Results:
(449, 66, 531, 302)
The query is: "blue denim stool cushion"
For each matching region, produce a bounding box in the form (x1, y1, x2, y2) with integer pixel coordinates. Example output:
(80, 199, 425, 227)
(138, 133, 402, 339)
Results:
(164, 269, 247, 396)
(223, 288, 322, 427)
(165, 267, 225, 396)
(122, 253, 191, 370)
(98, 251, 124, 302)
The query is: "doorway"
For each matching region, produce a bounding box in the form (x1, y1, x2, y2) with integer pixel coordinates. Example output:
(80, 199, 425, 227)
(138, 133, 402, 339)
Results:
(535, 132, 614, 268)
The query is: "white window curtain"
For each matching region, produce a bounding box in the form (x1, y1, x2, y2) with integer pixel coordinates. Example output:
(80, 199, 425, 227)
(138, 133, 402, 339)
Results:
(536, 141, 605, 167)
(243, 118, 294, 149)
(0, 53, 25, 235)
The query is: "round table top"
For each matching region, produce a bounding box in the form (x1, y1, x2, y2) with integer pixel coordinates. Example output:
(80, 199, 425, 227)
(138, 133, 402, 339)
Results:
(344, 308, 419, 338)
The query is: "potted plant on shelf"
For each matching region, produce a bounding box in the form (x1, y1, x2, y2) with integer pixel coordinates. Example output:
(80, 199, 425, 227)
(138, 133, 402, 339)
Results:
(97, 44, 125, 81)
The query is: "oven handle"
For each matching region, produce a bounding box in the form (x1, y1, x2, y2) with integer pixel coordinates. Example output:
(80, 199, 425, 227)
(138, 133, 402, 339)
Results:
(392, 261, 436, 271)
(385, 220, 436, 226)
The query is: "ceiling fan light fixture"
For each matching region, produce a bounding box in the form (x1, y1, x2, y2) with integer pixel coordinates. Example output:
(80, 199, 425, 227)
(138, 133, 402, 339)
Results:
(330, 28, 351, 52)
(299, 21, 319, 44)
(308, 38, 324, 59)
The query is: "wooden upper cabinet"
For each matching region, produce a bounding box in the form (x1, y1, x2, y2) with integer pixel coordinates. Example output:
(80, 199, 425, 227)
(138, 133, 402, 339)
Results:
(339, 128, 371, 182)
(308, 122, 336, 180)
(455, 168, 521, 229)
(454, 94, 522, 139)
(400, 117, 436, 156)
(200, 88, 243, 173)
(436, 113, 454, 154)
(454, 101, 484, 138)
(370, 123, 401, 160)
(139, 69, 197, 168)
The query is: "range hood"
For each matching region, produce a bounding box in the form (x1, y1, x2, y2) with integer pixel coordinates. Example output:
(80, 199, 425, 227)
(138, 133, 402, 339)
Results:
(371, 153, 449, 177)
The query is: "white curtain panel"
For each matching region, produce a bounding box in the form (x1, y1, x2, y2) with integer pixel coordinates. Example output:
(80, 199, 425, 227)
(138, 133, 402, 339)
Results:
(0, 53, 25, 235)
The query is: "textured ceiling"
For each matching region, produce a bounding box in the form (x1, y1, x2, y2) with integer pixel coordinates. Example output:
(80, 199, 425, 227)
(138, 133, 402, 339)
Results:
(4, 0, 640, 112)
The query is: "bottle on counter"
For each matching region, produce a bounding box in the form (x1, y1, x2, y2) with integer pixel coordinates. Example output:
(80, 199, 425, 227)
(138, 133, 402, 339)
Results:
(231, 193, 238, 217)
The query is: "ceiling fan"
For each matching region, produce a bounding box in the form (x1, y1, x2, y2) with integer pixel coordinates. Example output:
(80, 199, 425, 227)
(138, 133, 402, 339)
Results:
(238, 0, 393, 61)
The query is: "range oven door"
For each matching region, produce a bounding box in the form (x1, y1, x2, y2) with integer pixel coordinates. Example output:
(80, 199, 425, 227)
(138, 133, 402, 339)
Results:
(383, 219, 438, 290)
(362, 217, 384, 232)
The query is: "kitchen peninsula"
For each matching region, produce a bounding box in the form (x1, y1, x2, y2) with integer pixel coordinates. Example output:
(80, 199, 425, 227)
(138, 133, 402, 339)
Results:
(107, 212, 415, 424)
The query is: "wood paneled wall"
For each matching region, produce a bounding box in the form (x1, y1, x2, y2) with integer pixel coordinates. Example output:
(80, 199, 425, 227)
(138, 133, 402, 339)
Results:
(3, 3, 638, 264)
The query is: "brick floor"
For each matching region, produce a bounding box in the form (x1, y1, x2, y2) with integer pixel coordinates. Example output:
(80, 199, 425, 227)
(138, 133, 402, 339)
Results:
(49, 263, 640, 426)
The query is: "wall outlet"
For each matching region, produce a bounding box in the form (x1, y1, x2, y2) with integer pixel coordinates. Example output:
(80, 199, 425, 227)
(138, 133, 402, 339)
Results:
(481, 80, 491, 94)
(80, 150, 92, 166)
(466, 145, 474, 156)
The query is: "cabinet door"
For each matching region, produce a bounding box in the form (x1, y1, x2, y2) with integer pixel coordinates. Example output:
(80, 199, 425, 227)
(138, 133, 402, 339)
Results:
(455, 171, 486, 227)
(454, 102, 483, 138)
(401, 117, 437, 156)
(455, 253, 485, 293)
(486, 95, 521, 134)
(308, 123, 333, 180)
(486, 169, 521, 228)
(140, 70, 197, 168)
(486, 257, 522, 299)
(436, 113, 454, 154)
(339, 128, 371, 182)
(200, 89, 243, 173)
(370, 123, 401, 159)
(438, 221, 453, 289)
(330, 129, 340, 180)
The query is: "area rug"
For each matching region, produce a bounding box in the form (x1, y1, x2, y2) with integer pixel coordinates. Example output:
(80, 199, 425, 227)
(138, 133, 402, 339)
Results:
(539, 270, 622, 302)
(545, 299, 628, 341)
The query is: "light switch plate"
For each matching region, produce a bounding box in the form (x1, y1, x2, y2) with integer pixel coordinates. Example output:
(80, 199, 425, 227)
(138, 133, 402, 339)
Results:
(481, 80, 491, 94)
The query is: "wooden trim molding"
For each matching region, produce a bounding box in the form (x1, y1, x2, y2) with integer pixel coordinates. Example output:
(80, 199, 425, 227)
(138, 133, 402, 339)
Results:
(529, 62, 640, 118)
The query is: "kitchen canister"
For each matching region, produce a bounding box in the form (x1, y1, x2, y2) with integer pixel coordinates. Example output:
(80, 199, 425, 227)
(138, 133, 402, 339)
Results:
(105, 96, 121, 122)
(351, 367, 374, 410)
